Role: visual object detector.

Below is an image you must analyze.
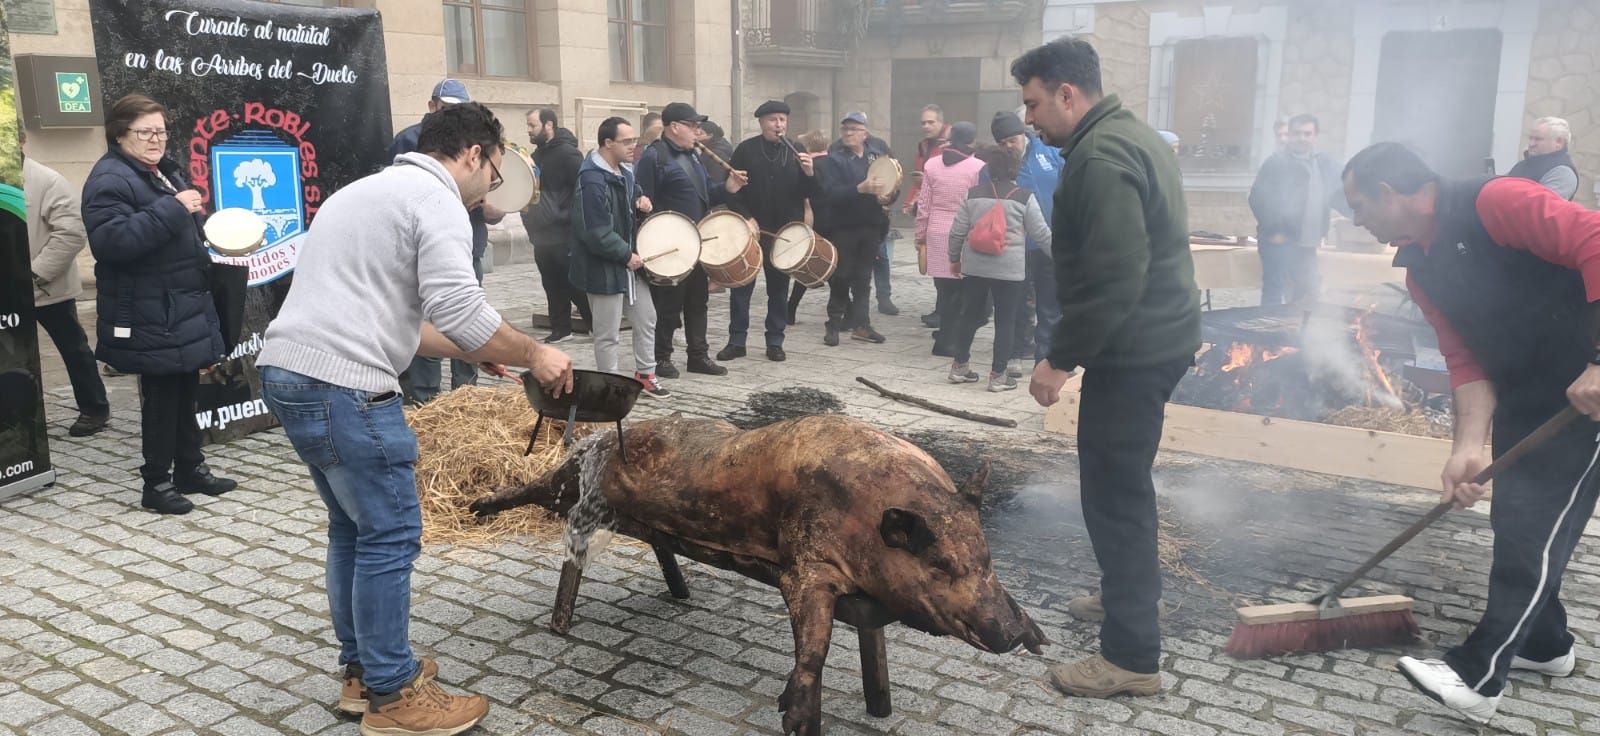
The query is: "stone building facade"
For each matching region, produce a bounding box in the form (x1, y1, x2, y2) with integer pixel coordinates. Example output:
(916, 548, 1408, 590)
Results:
(9, 0, 1595, 252)
(1054, 0, 1599, 234)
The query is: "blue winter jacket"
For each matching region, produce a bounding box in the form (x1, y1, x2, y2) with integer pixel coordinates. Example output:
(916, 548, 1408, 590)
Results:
(82, 149, 224, 375)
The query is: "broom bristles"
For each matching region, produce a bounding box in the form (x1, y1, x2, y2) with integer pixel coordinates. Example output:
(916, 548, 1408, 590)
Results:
(1224, 610, 1420, 659)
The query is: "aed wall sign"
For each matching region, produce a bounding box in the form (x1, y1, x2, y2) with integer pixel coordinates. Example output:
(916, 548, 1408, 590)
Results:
(55, 72, 90, 113)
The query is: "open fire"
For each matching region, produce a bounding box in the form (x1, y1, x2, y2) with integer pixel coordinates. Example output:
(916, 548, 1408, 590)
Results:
(1172, 304, 1450, 435)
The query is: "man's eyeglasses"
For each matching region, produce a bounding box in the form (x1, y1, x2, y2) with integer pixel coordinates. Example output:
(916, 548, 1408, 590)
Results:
(484, 155, 503, 192)
(131, 129, 169, 142)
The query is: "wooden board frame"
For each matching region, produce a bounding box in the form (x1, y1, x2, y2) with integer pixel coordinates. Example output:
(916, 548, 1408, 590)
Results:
(1042, 373, 1453, 491)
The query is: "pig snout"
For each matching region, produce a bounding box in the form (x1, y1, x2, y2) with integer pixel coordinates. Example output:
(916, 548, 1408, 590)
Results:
(968, 586, 1049, 655)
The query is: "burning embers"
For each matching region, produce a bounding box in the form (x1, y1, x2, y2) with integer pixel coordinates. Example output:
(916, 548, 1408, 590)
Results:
(1172, 304, 1449, 434)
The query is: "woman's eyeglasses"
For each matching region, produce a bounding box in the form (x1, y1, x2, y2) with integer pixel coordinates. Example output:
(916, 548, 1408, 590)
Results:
(131, 129, 169, 142)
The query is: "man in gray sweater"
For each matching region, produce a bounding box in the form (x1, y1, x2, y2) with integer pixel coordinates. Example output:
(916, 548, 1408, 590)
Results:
(258, 103, 571, 736)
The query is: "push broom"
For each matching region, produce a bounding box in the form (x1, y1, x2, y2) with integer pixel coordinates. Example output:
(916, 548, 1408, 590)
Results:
(1225, 405, 1582, 659)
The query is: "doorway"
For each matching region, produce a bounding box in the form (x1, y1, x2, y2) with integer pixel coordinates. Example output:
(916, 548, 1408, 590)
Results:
(1372, 29, 1502, 178)
(890, 57, 980, 159)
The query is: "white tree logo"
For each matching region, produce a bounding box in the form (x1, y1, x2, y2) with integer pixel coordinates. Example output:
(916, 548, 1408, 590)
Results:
(233, 159, 277, 211)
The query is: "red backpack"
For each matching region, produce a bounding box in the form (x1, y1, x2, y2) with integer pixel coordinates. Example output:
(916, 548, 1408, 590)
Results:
(969, 182, 1018, 256)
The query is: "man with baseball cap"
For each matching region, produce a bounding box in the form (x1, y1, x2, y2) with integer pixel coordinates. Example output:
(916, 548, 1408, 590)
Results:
(636, 101, 747, 377)
(819, 111, 897, 347)
(390, 79, 504, 405)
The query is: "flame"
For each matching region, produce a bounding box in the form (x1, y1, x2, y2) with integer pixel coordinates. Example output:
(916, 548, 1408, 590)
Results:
(1353, 307, 1400, 405)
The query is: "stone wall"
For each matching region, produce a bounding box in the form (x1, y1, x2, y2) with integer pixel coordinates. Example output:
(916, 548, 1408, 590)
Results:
(1526, 0, 1599, 208)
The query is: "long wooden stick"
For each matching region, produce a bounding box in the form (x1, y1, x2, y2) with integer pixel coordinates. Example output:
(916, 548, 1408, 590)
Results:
(695, 141, 739, 178)
(855, 377, 1018, 428)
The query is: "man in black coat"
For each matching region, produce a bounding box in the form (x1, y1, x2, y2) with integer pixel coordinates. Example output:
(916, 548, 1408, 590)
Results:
(718, 100, 818, 363)
(523, 107, 592, 343)
(1247, 113, 1349, 307)
(635, 102, 746, 377)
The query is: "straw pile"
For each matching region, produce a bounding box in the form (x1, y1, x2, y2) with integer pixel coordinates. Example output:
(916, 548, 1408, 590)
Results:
(407, 385, 573, 545)
(1323, 406, 1451, 439)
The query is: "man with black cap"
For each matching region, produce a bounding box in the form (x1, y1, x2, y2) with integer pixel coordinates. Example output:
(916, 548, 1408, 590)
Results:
(636, 101, 747, 377)
(717, 100, 818, 363)
(820, 112, 897, 346)
(390, 79, 504, 404)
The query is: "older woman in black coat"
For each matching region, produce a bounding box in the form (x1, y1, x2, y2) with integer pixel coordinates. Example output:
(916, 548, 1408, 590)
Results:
(83, 94, 237, 515)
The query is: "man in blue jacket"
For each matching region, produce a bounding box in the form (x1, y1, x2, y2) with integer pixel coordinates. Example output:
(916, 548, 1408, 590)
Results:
(390, 79, 505, 403)
(994, 110, 1063, 369)
(635, 102, 745, 377)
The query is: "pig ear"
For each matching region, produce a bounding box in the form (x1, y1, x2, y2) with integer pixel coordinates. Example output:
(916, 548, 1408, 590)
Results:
(880, 508, 937, 555)
(960, 460, 990, 507)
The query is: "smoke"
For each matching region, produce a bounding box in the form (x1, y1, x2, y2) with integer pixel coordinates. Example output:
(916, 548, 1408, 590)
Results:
(1297, 303, 1403, 411)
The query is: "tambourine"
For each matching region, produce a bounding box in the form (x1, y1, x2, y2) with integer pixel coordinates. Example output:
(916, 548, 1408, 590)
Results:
(486, 142, 539, 212)
(204, 208, 267, 257)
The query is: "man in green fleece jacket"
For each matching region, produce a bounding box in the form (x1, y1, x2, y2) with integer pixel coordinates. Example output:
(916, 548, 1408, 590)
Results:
(1015, 36, 1202, 699)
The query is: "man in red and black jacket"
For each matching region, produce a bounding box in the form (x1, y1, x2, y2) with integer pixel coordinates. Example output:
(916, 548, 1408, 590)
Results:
(1342, 142, 1600, 726)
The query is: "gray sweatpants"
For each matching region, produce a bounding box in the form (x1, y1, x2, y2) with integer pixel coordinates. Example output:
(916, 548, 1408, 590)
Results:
(589, 272, 658, 376)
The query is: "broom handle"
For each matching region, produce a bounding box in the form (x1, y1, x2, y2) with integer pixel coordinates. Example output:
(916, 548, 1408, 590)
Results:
(1316, 405, 1583, 603)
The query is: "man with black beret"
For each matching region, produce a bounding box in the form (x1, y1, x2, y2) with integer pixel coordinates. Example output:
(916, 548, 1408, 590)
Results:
(718, 100, 819, 362)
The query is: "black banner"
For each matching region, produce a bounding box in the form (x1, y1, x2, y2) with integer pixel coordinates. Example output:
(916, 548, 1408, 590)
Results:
(88, 0, 392, 442)
(0, 7, 56, 502)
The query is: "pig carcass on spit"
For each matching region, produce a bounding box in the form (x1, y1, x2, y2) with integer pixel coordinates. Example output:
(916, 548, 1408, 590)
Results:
(471, 414, 1047, 735)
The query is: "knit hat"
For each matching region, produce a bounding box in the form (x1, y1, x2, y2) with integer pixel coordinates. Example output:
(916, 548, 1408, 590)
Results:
(948, 121, 978, 148)
(991, 111, 1026, 142)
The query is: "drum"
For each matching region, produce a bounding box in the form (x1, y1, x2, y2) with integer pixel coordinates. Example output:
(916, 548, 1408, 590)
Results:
(696, 210, 762, 289)
(485, 146, 538, 212)
(636, 211, 701, 286)
(203, 208, 267, 257)
(866, 156, 903, 198)
(770, 221, 837, 289)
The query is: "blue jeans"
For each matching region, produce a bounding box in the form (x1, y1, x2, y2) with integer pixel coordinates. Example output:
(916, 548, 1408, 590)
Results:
(260, 367, 423, 694)
(873, 237, 893, 302)
(728, 260, 791, 348)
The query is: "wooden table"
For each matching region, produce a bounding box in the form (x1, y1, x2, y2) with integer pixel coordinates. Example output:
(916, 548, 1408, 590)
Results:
(1189, 243, 1402, 291)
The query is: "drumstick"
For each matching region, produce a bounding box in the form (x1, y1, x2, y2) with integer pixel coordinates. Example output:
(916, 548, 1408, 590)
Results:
(642, 248, 680, 263)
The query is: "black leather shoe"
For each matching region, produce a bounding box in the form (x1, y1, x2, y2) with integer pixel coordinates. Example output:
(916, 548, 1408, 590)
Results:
(686, 356, 728, 376)
(175, 465, 238, 497)
(767, 346, 787, 362)
(921, 313, 940, 328)
(141, 482, 194, 515)
(716, 345, 746, 361)
(824, 325, 840, 347)
(68, 413, 110, 437)
(878, 300, 900, 316)
(656, 360, 680, 379)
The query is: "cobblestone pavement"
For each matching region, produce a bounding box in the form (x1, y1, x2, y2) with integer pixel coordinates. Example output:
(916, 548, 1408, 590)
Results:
(7, 244, 1600, 735)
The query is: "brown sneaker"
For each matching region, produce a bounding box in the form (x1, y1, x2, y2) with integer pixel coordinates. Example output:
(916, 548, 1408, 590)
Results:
(340, 658, 439, 716)
(1049, 654, 1161, 698)
(1065, 593, 1169, 623)
(361, 672, 487, 736)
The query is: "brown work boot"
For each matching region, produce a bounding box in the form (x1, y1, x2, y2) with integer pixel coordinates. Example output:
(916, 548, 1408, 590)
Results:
(339, 658, 439, 716)
(1049, 654, 1161, 698)
(1066, 593, 1169, 623)
(360, 668, 487, 736)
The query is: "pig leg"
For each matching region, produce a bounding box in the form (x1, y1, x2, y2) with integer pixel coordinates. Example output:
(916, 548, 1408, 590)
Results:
(777, 568, 846, 736)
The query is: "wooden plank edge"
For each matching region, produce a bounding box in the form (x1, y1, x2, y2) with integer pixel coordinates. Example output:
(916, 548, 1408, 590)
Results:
(1235, 594, 1415, 624)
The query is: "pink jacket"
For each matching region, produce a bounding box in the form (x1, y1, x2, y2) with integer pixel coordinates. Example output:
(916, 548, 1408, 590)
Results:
(915, 150, 985, 279)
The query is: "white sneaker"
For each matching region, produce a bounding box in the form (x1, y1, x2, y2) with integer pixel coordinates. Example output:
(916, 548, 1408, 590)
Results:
(1511, 648, 1576, 677)
(1397, 657, 1500, 725)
